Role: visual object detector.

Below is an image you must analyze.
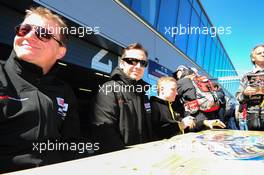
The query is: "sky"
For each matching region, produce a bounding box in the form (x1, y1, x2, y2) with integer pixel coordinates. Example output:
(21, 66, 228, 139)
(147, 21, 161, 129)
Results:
(200, 0, 264, 78)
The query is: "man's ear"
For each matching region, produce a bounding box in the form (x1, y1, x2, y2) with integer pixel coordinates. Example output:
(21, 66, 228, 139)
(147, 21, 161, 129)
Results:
(56, 47, 67, 60)
(251, 57, 255, 63)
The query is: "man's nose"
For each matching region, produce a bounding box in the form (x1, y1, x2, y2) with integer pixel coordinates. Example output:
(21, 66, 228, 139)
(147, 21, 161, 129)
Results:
(134, 62, 142, 68)
(24, 29, 38, 41)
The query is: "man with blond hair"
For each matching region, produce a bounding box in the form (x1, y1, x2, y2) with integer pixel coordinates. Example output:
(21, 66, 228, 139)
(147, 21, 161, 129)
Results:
(0, 7, 81, 173)
(150, 76, 195, 139)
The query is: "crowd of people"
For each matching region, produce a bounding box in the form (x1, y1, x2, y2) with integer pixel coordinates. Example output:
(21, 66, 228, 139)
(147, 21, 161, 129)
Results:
(0, 6, 263, 173)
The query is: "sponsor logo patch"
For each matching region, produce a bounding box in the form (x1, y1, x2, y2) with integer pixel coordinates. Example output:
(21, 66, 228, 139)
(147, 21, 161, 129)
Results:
(56, 97, 68, 118)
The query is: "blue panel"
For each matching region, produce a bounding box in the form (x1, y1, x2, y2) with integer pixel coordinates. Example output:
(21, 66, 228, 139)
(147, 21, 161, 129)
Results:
(227, 61, 231, 77)
(131, 0, 141, 13)
(224, 57, 229, 77)
(192, 0, 202, 16)
(174, 0, 192, 53)
(214, 46, 223, 78)
(157, 0, 180, 42)
(196, 23, 206, 67)
(122, 0, 132, 6)
(209, 40, 216, 77)
(222, 54, 227, 77)
(203, 34, 212, 73)
(220, 49, 225, 78)
(213, 42, 220, 77)
(131, 0, 160, 27)
(201, 12, 208, 26)
(186, 9, 200, 61)
(226, 61, 229, 78)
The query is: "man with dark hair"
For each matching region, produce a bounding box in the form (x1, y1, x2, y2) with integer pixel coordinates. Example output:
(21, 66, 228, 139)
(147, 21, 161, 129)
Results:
(0, 7, 80, 173)
(174, 65, 226, 131)
(91, 43, 153, 153)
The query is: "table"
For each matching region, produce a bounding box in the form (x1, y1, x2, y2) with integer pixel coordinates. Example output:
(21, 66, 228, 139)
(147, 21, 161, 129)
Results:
(7, 129, 264, 175)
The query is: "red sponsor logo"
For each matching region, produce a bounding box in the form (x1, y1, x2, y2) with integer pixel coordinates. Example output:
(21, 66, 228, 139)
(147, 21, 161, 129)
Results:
(0, 95, 9, 100)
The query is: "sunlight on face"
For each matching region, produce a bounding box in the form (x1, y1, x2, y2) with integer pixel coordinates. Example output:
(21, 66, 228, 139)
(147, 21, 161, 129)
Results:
(14, 14, 65, 74)
(120, 49, 147, 81)
(160, 81, 178, 102)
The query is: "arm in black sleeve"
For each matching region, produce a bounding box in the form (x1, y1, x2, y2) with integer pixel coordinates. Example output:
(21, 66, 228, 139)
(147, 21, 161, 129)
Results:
(91, 84, 125, 154)
(177, 78, 196, 101)
(177, 78, 196, 117)
(150, 101, 161, 140)
(193, 112, 207, 131)
(151, 100, 180, 139)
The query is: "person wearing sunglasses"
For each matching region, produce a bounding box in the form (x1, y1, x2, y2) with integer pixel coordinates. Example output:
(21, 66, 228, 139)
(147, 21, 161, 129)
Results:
(91, 43, 153, 154)
(0, 7, 82, 173)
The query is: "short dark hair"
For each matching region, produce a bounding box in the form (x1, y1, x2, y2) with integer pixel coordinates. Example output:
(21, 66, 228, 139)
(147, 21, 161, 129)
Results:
(121, 43, 148, 59)
(173, 65, 194, 80)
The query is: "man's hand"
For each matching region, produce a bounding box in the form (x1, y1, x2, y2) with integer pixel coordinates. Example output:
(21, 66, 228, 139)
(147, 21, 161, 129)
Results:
(180, 116, 196, 129)
(203, 119, 226, 129)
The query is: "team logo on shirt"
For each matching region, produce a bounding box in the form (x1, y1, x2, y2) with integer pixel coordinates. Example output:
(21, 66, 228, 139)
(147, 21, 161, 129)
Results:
(56, 97, 68, 118)
(144, 102, 151, 112)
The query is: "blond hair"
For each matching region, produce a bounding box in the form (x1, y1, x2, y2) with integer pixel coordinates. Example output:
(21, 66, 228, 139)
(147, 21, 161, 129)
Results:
(157, 76, 177, 95)
(25, 6, 68, 46)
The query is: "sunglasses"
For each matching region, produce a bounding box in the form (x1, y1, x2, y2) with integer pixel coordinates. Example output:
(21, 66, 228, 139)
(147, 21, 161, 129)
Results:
(122, 57, 148, 67)
(15, 24, 63, 46)
(256, 51, 264, 55)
